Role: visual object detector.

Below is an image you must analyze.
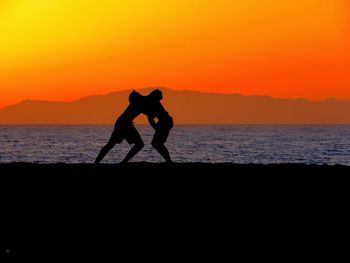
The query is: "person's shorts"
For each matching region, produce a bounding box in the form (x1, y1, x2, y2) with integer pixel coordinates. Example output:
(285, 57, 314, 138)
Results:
(109, 121, 142, 145)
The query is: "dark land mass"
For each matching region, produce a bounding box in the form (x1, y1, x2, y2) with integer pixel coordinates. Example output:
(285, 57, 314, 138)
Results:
(1, 88, 350, 124)
(1, 163, 350, 260)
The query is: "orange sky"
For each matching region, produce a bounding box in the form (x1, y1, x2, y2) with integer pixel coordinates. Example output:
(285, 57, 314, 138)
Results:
(0, 0, 349, 109)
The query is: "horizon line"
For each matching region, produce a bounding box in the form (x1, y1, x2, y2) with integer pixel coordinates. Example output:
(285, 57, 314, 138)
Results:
(1, 123, 350, 126)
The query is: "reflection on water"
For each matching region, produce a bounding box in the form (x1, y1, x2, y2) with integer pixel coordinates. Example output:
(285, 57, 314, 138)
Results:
(0, 125, 350, 165)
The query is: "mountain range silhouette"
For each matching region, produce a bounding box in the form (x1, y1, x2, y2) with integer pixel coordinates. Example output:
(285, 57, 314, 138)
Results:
(1, 88, 350, 124)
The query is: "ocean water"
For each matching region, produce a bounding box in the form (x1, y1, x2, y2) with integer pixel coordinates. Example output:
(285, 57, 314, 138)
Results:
(0, 125, 349, 165)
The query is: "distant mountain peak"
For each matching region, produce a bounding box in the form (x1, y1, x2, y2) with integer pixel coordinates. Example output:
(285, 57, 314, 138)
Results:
(1, 88, 350, 124)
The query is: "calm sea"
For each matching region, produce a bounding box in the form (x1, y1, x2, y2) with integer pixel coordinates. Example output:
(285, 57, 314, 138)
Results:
(0, 125, 349, 165)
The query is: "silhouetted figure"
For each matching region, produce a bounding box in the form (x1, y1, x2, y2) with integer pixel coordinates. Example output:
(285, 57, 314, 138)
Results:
(145, 90, 174, 162)
(94, 91, 145, 164)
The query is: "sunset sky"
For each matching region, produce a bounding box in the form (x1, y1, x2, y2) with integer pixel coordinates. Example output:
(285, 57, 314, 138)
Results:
(0, 0, 349, 108)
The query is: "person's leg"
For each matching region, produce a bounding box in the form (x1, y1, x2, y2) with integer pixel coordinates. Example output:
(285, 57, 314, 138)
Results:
(94, 128, 120, 164)
(121, 140, 144, 164)
(152, 141, 172, 163)
(120, 126, 144, 163)
(94, 141, 116, 164)
(152, 129, 172, 163)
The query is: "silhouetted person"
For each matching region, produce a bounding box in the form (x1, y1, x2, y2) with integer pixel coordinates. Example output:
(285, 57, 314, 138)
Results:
(94, 91, 145, 164)
(145, 89, 174, 163)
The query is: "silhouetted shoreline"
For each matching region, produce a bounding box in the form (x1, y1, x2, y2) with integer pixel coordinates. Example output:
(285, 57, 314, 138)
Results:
(1, 163, 349, 259)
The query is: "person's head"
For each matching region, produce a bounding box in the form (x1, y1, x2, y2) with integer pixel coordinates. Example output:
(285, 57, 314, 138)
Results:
(148, 89, 163, 101)
(129, 90, 142, 104)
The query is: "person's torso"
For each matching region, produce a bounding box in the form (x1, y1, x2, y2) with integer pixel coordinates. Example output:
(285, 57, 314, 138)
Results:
(116, 104, 142, 124)
(144, 100, 170, 119)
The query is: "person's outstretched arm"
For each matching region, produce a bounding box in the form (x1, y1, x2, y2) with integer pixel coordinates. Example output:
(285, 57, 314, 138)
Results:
(148, 116, 157, 130)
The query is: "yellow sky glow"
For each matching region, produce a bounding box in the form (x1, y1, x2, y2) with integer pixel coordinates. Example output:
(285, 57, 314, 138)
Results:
(0, 0, 349, 108)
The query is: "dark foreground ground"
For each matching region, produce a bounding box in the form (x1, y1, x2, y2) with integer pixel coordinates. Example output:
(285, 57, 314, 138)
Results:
(1, 163, 350, 260)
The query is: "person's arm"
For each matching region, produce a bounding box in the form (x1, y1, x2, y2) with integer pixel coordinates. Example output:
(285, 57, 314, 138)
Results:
(148, 116, 157, 130)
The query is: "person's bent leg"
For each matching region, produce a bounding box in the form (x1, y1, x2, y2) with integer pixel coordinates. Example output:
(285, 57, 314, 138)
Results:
(152, 141, 172, 163)
(94, 142, 115, 164)
(121, 141, 144, 163)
